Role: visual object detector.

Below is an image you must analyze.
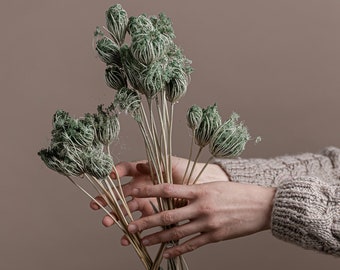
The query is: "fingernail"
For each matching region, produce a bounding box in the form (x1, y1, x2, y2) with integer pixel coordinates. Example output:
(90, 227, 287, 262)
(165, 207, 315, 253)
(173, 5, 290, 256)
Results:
(163, 253, 170, 259)
(142, 239, 150, 246)
(128, 224, 138, 233)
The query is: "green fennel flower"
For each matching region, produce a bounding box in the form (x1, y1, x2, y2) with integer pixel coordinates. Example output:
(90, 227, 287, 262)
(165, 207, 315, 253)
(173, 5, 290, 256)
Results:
(186, 105, 203, 131)
(106, 4, 128, 45)
(142, 60, 166, 99)
(128, 14, 154, 36)
(194, 104, 222, 147)
(114, 87, 141, 117)
(120, 45, 146, 93)
(92, 105, 120, 146)
(209, 113, 250, 158)
(130, 30, 170, 65)
(150, 13, 175, 39)
(95, 36, 121, 66)
(83, 146, 113, 179)
(165, 62, 188, 103)
(105, 65, 127, 91)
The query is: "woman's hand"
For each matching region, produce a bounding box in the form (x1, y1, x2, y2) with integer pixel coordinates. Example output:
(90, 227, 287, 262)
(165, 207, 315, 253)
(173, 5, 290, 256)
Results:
(127, 181, 276, 258)
(89, 157, 229, 227)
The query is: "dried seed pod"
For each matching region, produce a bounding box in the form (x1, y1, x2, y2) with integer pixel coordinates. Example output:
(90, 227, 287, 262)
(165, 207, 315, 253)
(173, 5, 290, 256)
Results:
(92, 105, 120, 146)
(83, 147, 113, 179)
(209, 114, 250, 158)
(38, 146, 84, 177)
(106, 4, 128, 45)
(194, 104, 222, 147)
(142, 60, 165, 99)
(95, 36, 121, 66)
(105, 65, 127, 91)
(130, 30, 169, 65)
(128, 14, 154, 36)
(150, 13, 175, 39)
(120, 45, 146, 93)
(114, 87, 141, 116)
(186, 105, 203, 130)
(165, 64, 188, 103)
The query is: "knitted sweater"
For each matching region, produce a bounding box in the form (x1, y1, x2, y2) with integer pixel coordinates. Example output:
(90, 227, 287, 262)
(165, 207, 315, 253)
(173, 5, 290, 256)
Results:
(214, 146, 340, 256)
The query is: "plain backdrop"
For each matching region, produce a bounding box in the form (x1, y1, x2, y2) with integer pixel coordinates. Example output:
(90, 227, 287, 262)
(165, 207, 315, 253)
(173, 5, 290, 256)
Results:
(0, 0, 339, 269)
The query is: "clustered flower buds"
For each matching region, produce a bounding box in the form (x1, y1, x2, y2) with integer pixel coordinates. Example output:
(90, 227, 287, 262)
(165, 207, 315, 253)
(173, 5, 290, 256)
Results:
(38, 108, 119, 179)
(39, 5, 258, 269)
(114, 87, 141, 118)
(94, 4, 192, 105)
(106, 4, 128, 46)
(209, 112, 250, 158)
(194, 104, 222, 147)
(186, 105, 203, 131)
(187, 104, 251, 158)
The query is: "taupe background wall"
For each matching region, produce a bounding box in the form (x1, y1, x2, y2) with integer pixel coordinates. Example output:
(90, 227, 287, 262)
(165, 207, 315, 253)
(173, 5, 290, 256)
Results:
(1, 0, 339, 269)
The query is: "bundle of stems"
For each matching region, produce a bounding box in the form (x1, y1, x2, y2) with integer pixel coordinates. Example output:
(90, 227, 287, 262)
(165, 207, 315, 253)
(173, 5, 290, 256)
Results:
(39, 4, 255, 270)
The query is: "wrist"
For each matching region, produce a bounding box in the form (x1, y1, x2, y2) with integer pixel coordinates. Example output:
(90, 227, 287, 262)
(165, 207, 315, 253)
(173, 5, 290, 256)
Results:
(262, 187, 276, 230)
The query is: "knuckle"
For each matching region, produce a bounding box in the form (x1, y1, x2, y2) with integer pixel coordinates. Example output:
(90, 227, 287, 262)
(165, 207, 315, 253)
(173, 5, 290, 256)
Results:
(182, 243, 197, 253)
(199, 204, 213, 216)
(206, 218, 220, 230)
(161, 212, 174, 225)
(138, 218, 151, 231)
(170, 228, 185, 240)
(162, 184, 173, 196)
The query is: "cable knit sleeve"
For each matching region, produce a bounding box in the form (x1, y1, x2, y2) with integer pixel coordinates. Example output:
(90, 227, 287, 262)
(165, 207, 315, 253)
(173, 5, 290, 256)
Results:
(214, 146, 340, 256)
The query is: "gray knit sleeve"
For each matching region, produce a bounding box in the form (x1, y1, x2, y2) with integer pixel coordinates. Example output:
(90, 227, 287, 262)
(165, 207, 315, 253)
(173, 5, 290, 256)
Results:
(272, 176, 340, 256)
(214, 146, 340, 256)
(214, 146, 340, 187)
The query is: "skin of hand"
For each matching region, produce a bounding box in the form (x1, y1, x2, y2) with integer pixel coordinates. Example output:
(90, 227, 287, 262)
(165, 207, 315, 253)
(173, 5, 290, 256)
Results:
(89, 156, 229, 226)
(90, 157, 276, 258)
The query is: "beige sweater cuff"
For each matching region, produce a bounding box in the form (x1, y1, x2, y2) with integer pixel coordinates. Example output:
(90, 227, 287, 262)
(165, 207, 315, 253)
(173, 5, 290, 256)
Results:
(272, 176, 340, 256)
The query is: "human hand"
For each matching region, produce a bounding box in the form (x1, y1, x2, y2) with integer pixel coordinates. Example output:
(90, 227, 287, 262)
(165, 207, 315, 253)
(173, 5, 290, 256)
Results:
(89, 156, 229, 227)
(127, 181, 276, 258)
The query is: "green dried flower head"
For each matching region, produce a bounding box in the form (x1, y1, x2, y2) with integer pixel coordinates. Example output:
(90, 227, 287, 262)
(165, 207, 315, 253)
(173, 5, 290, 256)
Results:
(209, 113, 250, 158)
(130, 30, 169, 65)
(150, 13, 175, 39)
(106, 4, 128, 45)
(186, 105, 203, 130)
(120, 45, 146, 93)
(83, 146, 113, 179)
(165, 63, 188, 103)
(114, 87, 141, 116)
(95, 36, 121, 66)
(51, 111, 95, 148)
(93, 105, 120, 146)
(194, 104, 222, 147)
(38, 145, 84, 177)
(105, 65, 127, 91)
(142, 60, 166, 99)
(128, 14, 154, 36)
(167, 43, 193, 76)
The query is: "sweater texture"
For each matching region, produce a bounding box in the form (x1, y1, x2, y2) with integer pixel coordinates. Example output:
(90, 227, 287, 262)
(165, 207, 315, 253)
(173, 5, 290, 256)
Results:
(214, 146, 340, 256)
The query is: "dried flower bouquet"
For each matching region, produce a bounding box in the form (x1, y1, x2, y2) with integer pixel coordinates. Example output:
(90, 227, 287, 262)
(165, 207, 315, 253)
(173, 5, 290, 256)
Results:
(38, 4, 254, 270)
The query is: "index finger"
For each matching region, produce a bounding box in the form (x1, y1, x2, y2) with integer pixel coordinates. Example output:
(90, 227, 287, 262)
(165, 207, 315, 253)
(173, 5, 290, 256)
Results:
(110, 161, 140, 179)
(132, 183, 198, 200)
